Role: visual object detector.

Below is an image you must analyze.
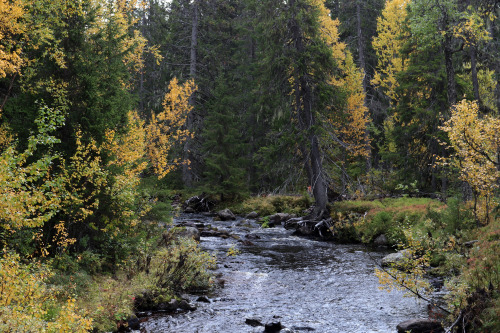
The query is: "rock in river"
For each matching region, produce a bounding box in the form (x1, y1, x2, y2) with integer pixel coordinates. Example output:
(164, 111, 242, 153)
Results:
(396, 318, 444, 333)
(217, 208, 236, 221)
(246, 211, 259, 219)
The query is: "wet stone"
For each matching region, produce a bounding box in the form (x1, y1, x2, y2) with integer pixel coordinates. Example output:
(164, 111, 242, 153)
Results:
(245, 318, 264, 327)
(396, 318, 444, 333)
(196, 296, 210, 303)
(246, 211, 259, 219)
(178, 300, 196, 311)
(264, 321, 283, 332)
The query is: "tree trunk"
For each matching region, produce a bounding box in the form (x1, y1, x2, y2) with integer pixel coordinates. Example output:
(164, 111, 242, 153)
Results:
(356, 0, 372, 171)
(470, 46, 480, 103)
(183, 0, 199, 188)
(443, 31, 457, 106)
(290, 0, 328, 216)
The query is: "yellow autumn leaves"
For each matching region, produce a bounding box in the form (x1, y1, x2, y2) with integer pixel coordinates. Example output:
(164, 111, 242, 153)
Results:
(314, 0, 370, 158)
(0, 251, 93, 332)
(146, 78, 196, 179)
(441, 100, 500, 205)
(0, 0, 25, 79)
(372, 0, 411, 103)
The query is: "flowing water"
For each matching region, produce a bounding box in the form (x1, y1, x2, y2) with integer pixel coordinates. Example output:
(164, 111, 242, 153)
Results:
(141, 214, 428, 333)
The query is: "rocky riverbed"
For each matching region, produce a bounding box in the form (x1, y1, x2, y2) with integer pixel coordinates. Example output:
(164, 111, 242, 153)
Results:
(140, 213, 431, 333)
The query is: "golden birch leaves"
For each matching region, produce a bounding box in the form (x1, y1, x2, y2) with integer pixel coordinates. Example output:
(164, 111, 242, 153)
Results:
(146, 78, 197, 179)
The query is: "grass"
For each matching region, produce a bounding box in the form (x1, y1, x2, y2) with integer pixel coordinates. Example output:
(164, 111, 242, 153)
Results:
(229, 194, 314, 216)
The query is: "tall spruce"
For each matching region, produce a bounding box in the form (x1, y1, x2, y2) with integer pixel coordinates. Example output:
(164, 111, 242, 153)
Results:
(257, 0, 348, 216)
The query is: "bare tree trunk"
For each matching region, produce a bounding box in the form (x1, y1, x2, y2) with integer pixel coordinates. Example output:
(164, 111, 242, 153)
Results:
(356, 0, 372, 171)
(183, 0, 199, 188)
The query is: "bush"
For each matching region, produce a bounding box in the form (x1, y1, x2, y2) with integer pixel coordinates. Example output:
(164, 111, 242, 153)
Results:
(357, 211, 407, 245)
(445, 217, 500, 332)
(0, 252, 92, 333)
(148, 238, 215, 293)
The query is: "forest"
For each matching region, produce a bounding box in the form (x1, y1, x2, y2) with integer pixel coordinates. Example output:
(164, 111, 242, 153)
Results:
(0, 0, 499, 332)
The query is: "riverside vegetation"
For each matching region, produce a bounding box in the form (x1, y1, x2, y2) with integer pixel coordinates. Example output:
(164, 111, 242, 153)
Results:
(1, 0, 499, 332)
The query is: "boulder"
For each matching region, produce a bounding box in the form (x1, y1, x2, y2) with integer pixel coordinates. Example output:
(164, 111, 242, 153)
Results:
(127, 317, 140, 330)
(246, 211, 259, 219)
(381, 250, 412, 268)
(269, 213, 293, 226)
(200, 229, 231, 238)
(396, 319, 444, 333)
(196, 296, 210, 303)
(168, 298, 179, 311)
(264, 322, 283, 332)
(374, 234, 388, 246)
(178, 299, 196, 311)
(245, 318, 264, 327)
(217, 208, 236, 221)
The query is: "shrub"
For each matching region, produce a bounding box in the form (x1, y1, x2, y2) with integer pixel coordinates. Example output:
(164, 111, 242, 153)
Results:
(445, 217, 500, 332)
(358, 211, 405, 245)
(149, 238, 215, 293)
(0, 252, 92, 333)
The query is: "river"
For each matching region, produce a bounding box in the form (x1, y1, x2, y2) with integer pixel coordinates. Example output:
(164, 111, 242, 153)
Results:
(141, 213, 428, 332)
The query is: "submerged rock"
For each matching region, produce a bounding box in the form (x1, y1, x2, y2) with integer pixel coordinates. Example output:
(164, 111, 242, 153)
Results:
(396, 318, 444, 333)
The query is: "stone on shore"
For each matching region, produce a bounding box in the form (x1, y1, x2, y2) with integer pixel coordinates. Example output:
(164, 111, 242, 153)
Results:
(374, 234, 388, 246)
(381, 249, 412, 268)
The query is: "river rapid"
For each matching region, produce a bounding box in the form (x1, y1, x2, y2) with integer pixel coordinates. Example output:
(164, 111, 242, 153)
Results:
(141, 213, 428, 333)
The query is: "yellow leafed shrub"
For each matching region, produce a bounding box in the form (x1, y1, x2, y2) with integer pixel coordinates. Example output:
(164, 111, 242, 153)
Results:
(0, 252, 92, 332)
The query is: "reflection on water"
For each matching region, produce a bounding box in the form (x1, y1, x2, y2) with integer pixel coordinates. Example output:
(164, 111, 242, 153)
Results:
(142, 214, 427, 333)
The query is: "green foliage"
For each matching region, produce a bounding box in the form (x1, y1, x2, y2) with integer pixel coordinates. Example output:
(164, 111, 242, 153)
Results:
(260, 216, 271, 228)
(358, 211, 407, 245)
(443, 216, 500, 332)
(201, 74, 249, 200)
